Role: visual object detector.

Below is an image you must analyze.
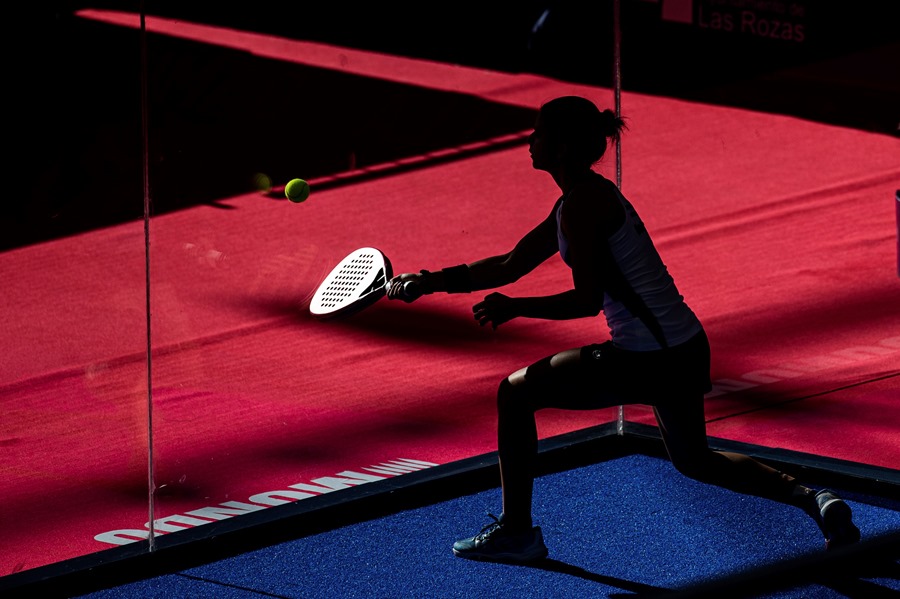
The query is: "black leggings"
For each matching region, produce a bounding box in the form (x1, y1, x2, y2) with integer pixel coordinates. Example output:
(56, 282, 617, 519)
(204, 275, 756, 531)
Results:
(496, 330, 806, 528)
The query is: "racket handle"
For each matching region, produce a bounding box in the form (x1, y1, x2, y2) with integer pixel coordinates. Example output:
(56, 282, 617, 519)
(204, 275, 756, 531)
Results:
(399, 280, 420, 302)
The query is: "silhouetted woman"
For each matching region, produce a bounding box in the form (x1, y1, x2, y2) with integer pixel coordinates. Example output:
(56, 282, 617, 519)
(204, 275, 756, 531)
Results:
(387, 95, 859, 563)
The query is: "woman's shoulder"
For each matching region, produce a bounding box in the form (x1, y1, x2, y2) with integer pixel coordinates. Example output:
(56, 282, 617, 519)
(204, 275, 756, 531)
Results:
(562, 174, 625, 234)
(566, 174, 620, 209)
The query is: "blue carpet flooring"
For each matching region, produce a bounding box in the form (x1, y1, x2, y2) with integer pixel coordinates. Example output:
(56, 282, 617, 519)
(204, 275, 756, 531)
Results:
(73, 453, 900, 598)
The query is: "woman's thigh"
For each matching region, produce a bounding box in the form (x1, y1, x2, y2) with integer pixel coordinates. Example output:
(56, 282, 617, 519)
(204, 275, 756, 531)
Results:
(506, 332, 710, 413)
(506, 336, 714, 460)
(506, 344, 641, 411)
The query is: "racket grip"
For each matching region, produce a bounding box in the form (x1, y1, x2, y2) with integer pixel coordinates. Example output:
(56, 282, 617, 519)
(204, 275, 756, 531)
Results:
(399, 280, 420, 302)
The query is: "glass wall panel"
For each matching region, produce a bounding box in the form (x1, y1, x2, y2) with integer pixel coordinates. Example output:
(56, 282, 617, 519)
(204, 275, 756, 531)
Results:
(2, 5, 152, 575)
(140, 3, 622, 554)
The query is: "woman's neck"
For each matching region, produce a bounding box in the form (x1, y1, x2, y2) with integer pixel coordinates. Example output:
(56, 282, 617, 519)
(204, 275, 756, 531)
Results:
(553, 167, 595, 194)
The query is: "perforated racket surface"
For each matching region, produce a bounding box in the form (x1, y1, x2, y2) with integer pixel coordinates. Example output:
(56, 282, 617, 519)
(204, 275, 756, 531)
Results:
(309, 247, 393, 319)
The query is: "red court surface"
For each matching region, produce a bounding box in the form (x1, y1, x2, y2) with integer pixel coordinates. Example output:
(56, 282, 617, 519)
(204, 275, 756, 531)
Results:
(1, 9, 898, 579)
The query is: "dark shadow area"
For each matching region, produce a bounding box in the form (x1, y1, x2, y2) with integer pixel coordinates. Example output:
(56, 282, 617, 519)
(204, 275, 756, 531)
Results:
(660, 530, 900, 599)
(529, 558, 672, 595)
(111, 0, 898, 136)
(7, 2, 896, 252)
(4, 4, 537, 252)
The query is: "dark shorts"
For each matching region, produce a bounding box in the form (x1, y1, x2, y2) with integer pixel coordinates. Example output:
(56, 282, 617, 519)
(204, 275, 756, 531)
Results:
(519, 329, 712, 410)
(583, 329, 712, 402)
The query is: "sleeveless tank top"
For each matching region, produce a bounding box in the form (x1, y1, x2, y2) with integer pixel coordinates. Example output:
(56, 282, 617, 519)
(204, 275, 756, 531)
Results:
(556, 185, 703, 351)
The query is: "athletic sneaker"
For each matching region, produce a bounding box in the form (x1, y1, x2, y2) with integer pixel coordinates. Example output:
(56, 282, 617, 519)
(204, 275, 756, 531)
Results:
(452, 514, 548, 563)
(813, 489, 861, 550)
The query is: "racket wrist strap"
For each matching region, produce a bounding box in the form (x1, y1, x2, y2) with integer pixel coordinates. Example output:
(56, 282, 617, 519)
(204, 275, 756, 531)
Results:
(440, 264, 472, 294)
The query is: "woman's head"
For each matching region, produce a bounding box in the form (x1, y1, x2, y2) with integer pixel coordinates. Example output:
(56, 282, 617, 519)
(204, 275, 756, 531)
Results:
(532, 96, 626, 170)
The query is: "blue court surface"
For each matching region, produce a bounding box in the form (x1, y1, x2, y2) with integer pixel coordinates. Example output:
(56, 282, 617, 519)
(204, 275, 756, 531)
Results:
(70, 451, 900, 598)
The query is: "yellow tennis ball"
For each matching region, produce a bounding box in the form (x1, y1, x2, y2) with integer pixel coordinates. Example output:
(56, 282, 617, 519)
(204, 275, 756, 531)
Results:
(252, 172, 272, 193)
(285, 178, 310, 203)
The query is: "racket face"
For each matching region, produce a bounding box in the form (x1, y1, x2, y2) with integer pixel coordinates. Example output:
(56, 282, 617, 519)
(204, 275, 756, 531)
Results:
(309, 247, 393, 319)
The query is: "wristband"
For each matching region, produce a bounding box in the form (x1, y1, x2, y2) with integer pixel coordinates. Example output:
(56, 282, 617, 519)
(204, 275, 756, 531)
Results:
(442, 264, 472, 294)
(418, 269, 435, 295)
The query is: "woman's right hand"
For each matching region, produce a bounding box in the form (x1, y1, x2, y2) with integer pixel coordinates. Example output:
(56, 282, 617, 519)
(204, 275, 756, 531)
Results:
(387, 272, 428, 303)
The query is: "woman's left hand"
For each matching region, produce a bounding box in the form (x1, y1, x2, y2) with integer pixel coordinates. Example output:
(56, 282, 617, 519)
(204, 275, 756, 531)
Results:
(473, 292, 517, 329)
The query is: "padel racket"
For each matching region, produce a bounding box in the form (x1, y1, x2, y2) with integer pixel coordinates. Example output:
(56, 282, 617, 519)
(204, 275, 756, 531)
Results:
(309, 247, 403, 320)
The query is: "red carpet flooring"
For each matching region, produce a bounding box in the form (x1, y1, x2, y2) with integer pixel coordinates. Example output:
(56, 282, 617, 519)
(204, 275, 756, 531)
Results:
(1, 10, 898, 577)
